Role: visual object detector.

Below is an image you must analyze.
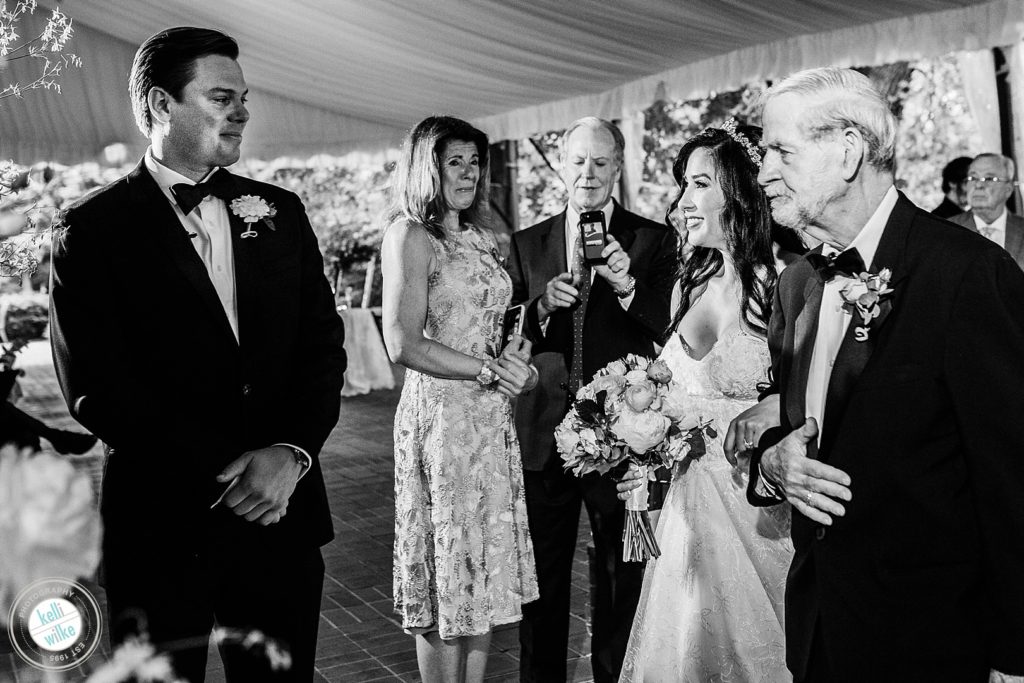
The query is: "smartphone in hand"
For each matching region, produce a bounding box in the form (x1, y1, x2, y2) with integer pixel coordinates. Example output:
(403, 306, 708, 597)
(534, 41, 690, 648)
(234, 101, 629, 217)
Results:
(579, 211, 608, 265)
(501, 304, 526, 353)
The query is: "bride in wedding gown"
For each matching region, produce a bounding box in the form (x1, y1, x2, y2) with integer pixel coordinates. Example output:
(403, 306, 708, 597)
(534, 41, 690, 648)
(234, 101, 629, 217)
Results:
(618, 122, 801, 682)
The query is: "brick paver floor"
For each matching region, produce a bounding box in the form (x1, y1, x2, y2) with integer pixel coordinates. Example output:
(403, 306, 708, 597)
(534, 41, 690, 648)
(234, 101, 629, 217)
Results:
(1, 342, 596, 682)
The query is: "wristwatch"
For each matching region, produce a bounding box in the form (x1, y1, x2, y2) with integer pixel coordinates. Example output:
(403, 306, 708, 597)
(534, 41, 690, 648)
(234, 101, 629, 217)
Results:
(476, 361, 498, 386)
(275, 444, 311, 473)
(615, 275, 637, 299)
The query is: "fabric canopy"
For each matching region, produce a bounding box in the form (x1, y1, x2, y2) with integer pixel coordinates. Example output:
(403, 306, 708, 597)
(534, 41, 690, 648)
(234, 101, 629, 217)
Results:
(0, 0, 1021, 162)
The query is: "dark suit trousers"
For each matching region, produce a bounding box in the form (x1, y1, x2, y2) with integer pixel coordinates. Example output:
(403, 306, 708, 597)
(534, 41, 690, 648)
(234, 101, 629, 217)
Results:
(519, 465, 644, 683)
(103, 533, 324, 683)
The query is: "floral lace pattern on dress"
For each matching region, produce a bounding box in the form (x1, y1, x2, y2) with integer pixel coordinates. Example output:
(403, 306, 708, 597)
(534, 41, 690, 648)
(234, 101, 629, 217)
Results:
(621, 328, 794, 682)
(392, 225, 538, 639)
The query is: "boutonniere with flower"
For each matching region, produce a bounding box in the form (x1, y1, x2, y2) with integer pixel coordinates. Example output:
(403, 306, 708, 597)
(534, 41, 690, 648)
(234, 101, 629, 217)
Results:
(230, 195, 277, 239)
(839, 268, 894, 342)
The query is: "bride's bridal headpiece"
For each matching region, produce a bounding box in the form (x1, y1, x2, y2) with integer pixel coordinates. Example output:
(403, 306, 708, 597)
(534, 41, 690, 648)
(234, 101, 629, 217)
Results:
(719, 118, 762, 168)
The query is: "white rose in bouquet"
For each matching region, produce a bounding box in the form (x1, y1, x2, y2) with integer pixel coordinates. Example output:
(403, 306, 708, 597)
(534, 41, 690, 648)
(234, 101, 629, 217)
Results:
(554, 420, 582, 455)
(591, 374, 626, 397)
(605, 359, 628, 376)
(624, 381, 657, 412)
(616, 410, 670, 454)
(645, 359, 673, 384)
(624, 369, 648, 384)
(579, 427, 600, 454)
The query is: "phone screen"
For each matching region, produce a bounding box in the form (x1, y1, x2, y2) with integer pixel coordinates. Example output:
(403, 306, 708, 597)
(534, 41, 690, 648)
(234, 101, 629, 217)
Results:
(502, 304, 526, 351)
(579, 211, 607, 264)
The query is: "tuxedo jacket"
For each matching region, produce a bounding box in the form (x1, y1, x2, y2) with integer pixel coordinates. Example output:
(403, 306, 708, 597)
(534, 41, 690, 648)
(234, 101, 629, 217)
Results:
(947, 209, 1024, 271)
(50, 161, 346, 554)
(506, 201, 677, 471)
(749, 194, 1024, 680)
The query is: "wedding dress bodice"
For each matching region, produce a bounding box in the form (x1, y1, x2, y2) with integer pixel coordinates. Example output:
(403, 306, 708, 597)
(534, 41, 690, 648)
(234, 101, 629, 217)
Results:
(673, 324, 771, 401)
(666, 324, 771, 471)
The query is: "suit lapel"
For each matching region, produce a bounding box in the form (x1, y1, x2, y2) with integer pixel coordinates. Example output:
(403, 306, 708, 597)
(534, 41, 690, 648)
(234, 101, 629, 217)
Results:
(535, 211, 567, 283)
(127, 162, 237, 344)
(1004, 218, 1024, 264)
(788, 266, 823, 429)
(819, 193, 913, 455)
(608, 199, 636, 252)
(224, 175, 258, 347)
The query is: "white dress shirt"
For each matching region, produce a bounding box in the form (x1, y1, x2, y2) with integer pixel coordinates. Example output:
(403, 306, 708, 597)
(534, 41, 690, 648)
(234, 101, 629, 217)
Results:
(145, 149, 239, 341)
(564, 201, 633, 308)
(145, 150, 311, 476)
(805, 185, 898, 443)
(972, 207, 1008, 249)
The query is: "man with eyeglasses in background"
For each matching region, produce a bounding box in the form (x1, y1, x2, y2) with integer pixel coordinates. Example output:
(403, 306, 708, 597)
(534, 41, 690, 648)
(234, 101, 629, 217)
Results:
(949, 152, 1024, 270)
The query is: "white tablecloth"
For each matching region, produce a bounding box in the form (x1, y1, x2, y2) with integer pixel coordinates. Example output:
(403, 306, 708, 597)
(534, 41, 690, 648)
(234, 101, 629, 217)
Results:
(339, 308, 395, 397)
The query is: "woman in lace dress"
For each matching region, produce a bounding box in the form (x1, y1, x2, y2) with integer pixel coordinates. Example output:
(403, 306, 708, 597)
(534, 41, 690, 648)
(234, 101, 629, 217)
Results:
(618, 123, 802, 682)
(381, 116, 539, 683)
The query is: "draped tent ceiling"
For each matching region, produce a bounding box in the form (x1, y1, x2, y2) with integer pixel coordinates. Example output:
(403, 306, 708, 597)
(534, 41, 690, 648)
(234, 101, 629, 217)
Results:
(1, 0, 1022, 163)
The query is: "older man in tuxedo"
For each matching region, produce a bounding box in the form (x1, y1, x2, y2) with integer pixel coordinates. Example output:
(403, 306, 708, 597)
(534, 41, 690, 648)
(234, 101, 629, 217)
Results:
(737, 68, 1024, 682)
(947, 153, 1024, 270)
(50, 27, 345, 682)
(506, 117, 677, 682)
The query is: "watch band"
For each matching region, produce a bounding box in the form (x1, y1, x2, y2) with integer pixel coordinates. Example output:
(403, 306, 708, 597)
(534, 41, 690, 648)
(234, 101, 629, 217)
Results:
(615, 275, 637, 299)
(475, 361, 498, 386)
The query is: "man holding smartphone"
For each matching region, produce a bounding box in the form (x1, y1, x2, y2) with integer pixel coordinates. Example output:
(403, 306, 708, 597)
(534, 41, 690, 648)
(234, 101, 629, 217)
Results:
(505, 116, 678, 683)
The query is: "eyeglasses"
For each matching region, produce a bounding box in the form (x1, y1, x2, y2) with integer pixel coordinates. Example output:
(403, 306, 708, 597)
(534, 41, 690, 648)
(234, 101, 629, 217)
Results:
(965, 175, 1015, 186)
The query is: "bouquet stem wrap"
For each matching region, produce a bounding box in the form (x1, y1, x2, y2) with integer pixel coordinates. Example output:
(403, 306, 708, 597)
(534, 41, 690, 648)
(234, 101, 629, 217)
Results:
(622, 463, 660, 562)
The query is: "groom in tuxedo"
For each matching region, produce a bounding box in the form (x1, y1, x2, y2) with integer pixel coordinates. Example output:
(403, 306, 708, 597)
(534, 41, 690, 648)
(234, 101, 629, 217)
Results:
(506, 117, 677, 682)
(50, 28, 346, 681)
(742, 67, 1024, 682)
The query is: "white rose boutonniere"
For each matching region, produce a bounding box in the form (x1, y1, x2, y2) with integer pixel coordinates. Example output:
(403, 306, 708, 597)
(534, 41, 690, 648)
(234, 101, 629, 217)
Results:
(839, 267, 894, 342)
(230, 195, 277, 239)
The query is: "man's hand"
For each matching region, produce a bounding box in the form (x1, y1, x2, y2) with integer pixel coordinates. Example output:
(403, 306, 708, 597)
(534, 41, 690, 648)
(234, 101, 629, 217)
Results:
(724, 394, 780, 466)
(537, 272, 579, 321)
(216, 445, 302, 525)
(593, 235, 632, 292)
(761, 418, 852, 525)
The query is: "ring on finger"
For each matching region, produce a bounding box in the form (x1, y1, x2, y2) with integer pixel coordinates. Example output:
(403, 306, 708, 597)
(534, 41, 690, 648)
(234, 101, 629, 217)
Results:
(805, 491, 813, 506)
(742, 439, 754, 450)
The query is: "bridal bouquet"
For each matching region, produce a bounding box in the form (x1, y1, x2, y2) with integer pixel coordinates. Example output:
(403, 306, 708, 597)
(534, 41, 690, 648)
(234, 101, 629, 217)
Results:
(555, 354, 713, 561)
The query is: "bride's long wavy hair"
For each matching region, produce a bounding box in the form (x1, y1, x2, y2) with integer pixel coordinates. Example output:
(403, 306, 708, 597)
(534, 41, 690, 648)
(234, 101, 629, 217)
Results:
(666, 125, 797, 337)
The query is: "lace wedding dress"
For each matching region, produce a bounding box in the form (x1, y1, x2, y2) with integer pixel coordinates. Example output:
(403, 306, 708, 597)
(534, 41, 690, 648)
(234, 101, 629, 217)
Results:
(620, 327, 794, 682)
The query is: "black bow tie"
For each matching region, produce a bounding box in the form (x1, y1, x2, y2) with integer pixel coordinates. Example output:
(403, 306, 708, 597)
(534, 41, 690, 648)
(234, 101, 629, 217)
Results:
(171, 169, 233, 215)
(806, 247, 866, 282)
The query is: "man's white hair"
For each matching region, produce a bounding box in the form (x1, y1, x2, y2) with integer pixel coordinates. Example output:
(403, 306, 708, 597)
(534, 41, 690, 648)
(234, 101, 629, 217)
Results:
(764, 67, 897, 172)
(560, 116, 625, 166)
(973, 152, 1017, 181)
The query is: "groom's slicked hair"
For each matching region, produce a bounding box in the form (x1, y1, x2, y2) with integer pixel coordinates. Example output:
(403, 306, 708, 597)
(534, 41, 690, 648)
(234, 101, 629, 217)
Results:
(764, 67, 898, 172)
(130, 27, 239, 136)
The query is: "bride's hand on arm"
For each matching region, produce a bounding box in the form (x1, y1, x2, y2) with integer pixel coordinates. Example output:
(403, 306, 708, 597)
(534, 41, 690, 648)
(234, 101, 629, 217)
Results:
(381, 221, 492, 380)
(724, 394, 781, 466)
